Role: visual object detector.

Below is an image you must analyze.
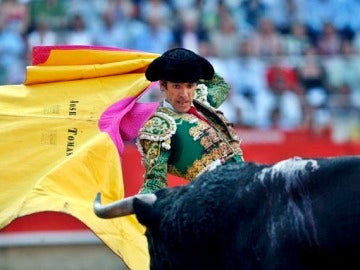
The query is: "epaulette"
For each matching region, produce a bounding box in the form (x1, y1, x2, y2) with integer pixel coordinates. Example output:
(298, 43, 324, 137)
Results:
(194, 83, 210, 106)
(137, 111, 176, 150)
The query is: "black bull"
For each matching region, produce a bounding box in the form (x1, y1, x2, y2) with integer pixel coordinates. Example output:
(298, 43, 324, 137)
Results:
(94, 156, 360, 270)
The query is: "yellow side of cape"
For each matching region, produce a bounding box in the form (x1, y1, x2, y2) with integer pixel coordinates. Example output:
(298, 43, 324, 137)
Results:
(0, 47, 159, 270)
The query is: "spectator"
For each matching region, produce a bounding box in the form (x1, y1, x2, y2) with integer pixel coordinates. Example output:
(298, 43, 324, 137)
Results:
(139, 0, 173, 27)
(282, 21, 311, 56)
(93, 9, 136, 48)
(65, 0, 107, 36)
(0, 0, 29, 34)
(228, 39, 274, 127)
(172, 8, 209, 54)
(133, 13, 174, 54)
(315, 21, 342, 56)
(296, 45, 328, 108)
(0, 19, 26, 84)
(249, 16, 284, 60)
(29, 0, 67, 31)
(265, 49, 304, 128)
(64, 14, 94, 45)
(325, 39, 360, 109)
(266, 50, 298, 92)
(238, 0, 268, 31)
(328, 83, 360, 142)
(269, 76, 304, 130)
(198, 41, 243, 124)
(265, 0, 307, 34)
(209, 12, 242, 58)
(27, 18, 58, 50)
(200, 0, 229, 32)
(103, 0, 134, 21)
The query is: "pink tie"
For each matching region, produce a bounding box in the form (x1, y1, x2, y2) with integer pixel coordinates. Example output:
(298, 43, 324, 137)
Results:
(187, 107, 210, 124)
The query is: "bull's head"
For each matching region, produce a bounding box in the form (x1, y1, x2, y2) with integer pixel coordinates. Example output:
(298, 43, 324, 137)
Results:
(94, 189, 182, 269)
(93, 192, 157, 218)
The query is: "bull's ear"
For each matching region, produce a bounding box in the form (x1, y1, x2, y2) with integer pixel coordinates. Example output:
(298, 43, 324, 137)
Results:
(133, 197, 160, 228)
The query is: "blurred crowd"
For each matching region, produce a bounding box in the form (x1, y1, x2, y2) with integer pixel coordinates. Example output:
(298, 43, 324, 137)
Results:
(1, 0, 360, 141)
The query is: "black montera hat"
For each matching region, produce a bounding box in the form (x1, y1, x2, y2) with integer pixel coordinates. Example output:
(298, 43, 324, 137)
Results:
(145, 48, 214, 82)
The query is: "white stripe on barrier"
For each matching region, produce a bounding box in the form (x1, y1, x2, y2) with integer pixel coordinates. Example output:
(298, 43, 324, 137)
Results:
(0, 231, 101, 247)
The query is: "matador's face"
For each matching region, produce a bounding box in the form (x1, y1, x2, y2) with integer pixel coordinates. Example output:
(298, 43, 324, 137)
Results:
(162, 81, 197, 113)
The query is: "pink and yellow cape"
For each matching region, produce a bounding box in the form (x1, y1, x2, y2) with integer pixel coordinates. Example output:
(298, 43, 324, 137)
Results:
(0, 45, 160, 269)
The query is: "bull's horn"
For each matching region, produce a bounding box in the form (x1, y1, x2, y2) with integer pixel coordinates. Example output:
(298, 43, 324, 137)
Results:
(93, 192, 157, 219)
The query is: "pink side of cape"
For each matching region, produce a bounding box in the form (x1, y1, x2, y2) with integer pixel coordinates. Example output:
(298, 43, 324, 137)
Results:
(98, 96, 159, 155)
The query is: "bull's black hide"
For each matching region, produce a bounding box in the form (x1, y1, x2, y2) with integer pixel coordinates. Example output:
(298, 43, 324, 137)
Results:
(133, 156, 360, 270)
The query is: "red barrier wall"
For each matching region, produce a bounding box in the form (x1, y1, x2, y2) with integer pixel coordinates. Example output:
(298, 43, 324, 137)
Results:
(121, 128, 360, 196)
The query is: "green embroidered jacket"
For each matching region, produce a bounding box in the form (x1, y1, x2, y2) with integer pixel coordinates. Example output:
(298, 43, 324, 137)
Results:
(137, 73, 244, 193)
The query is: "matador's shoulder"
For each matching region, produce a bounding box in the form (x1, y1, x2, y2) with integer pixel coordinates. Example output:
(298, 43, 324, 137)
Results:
(138, 111, 176, 144)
